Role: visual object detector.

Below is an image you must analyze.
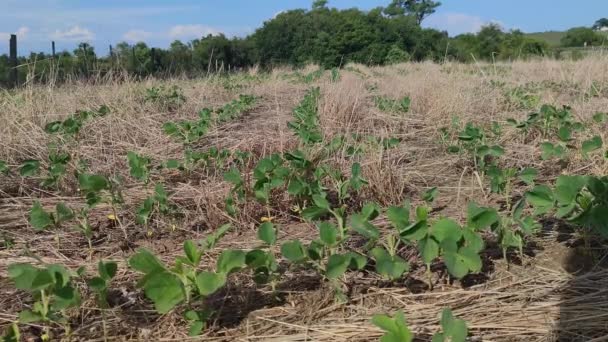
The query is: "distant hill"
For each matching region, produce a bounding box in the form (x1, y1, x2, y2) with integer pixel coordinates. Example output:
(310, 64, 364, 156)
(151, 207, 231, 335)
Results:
(526, 31, 565, 46)
(527, 30, 608, 47)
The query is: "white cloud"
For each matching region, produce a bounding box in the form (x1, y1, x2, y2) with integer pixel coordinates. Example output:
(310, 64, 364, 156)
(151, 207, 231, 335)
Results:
(168, 24, 220, 39)
(50, 25, 94, 42)
(0, 26, 30, 41)
(123, 29, 152, 43)
(424, 13, 503, 36)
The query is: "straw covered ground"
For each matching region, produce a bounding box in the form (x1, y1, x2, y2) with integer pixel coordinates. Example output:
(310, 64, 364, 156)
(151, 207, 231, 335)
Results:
(1, 57, 608, 341)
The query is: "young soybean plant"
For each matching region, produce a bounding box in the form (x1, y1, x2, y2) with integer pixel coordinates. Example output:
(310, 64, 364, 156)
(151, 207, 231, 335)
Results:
(129, 224, 240, 336)
(448, 122, 504, 173)
(432, 308, 469, 342)
(127, 151, 152, 184)
(372, 308, 469, 342)
(7, 263, 81, 334)
(136, 183, 174, 228)
(351, 203, 409, 282)
(281, 197, 369, 301)
(42, 151, 71, 188)
(387, 195, 495, 287)
(531, 175, 608, 241)
(372, 311, 413, 342)
(247, 222, 281, 290)
(29, 201, 74, 232)
(74, 173, 127, 248)
(86, 260, 118, 308)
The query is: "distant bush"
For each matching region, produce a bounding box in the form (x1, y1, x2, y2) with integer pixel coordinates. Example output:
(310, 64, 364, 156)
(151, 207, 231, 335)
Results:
(561, 27, 606, 47)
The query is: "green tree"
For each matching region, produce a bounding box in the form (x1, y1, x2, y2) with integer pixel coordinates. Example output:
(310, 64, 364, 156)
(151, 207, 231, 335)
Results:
(592, 18, 608, 30)
(385, 45, 410, 64)
(168, 40, 193, 73)
(499, 30, 548, 59)
(383, 0, 441, 24)
(312, 0, 328, 9)
(73, 42, 96, 76)
(561, 27, 605, 47)
(476, 24, 505, 58)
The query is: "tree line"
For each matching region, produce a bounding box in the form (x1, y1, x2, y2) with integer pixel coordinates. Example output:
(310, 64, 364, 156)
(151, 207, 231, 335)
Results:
(1, 0, 606, 87)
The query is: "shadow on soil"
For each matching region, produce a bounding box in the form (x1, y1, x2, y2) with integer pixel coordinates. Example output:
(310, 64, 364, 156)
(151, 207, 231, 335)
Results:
(556, 224, 608, 341)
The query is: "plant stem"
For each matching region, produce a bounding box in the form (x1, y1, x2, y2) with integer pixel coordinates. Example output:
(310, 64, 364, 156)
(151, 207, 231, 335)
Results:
(426, 263, 433, 291)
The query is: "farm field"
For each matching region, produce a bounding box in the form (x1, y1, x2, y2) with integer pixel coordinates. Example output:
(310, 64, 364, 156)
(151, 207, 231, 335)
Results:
(1, 57, 608, 341)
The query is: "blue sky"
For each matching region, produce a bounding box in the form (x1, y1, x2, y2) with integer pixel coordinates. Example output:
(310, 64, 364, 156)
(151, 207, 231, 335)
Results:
(1, 0, 607, 56)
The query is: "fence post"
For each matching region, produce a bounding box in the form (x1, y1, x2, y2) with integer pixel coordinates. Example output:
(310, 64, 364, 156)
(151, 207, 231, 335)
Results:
(9, 34, 18, 87)
(52, 41, 56, 59)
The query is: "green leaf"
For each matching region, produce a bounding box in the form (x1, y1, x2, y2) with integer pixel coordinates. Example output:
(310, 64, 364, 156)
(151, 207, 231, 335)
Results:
(202, 224, 231, 251)
(419, 237, 440, 265)
(183, 240, 202, 266)
(0, 160, 8, 174)
(141, 271, 185, 313)
(195, 271, 226, 296)
(557, 126, 572, 142)
(459, 246, 482, 273)
(519, 168, 538, 185)
(422, 187, 439, 203)
(431, 219, 462, 242)
(8, 264, 39, 290)
(372, 314, 397, 332)
(399, 220, 429, 241)
(98, 260, 118, 280)
(87, 277, 107, 291)
(188, 321, 205, 337)
(319, 222, 338, 246)
(349, 213, 380, 240)
(554, 175, 587, 205)
(19, 160, 40, 177)
(447, 145, 460, 153)
(165, 159, 181, 169)
(281, 240, 307, 262)
(300, 205, 329, 221)
(223, 168, 243, 185)
(31, 270, 54, 290)
(18, 310, 44, 323)
(467, 203, 499, 230)
(540, 142, 553, 160)
(361, 202, 381, 220)
(463, 227, 485, 253)
(593, 112, 607, 123)
(525, 185, 555, 215)
(346, 252, 368, 270)
(370, 247, 409, 280)
(372, 311, 413, 342)
(312, 194, 331, 210)
(29, 201, 53, 231)
(78, 173, 109, 192)
(582, 136, 603, 157)
(257, 222, 277, 245)
(55, 202, 74, 223)
(127, 151, 151, 182)
(442, 239, 482, 279)
(325, 254, 350, 279)
(129, 249, 166, 274)
(216, 250, 246, 274)
(440, 308, 468, 342)
(387, 205, 410, 232)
